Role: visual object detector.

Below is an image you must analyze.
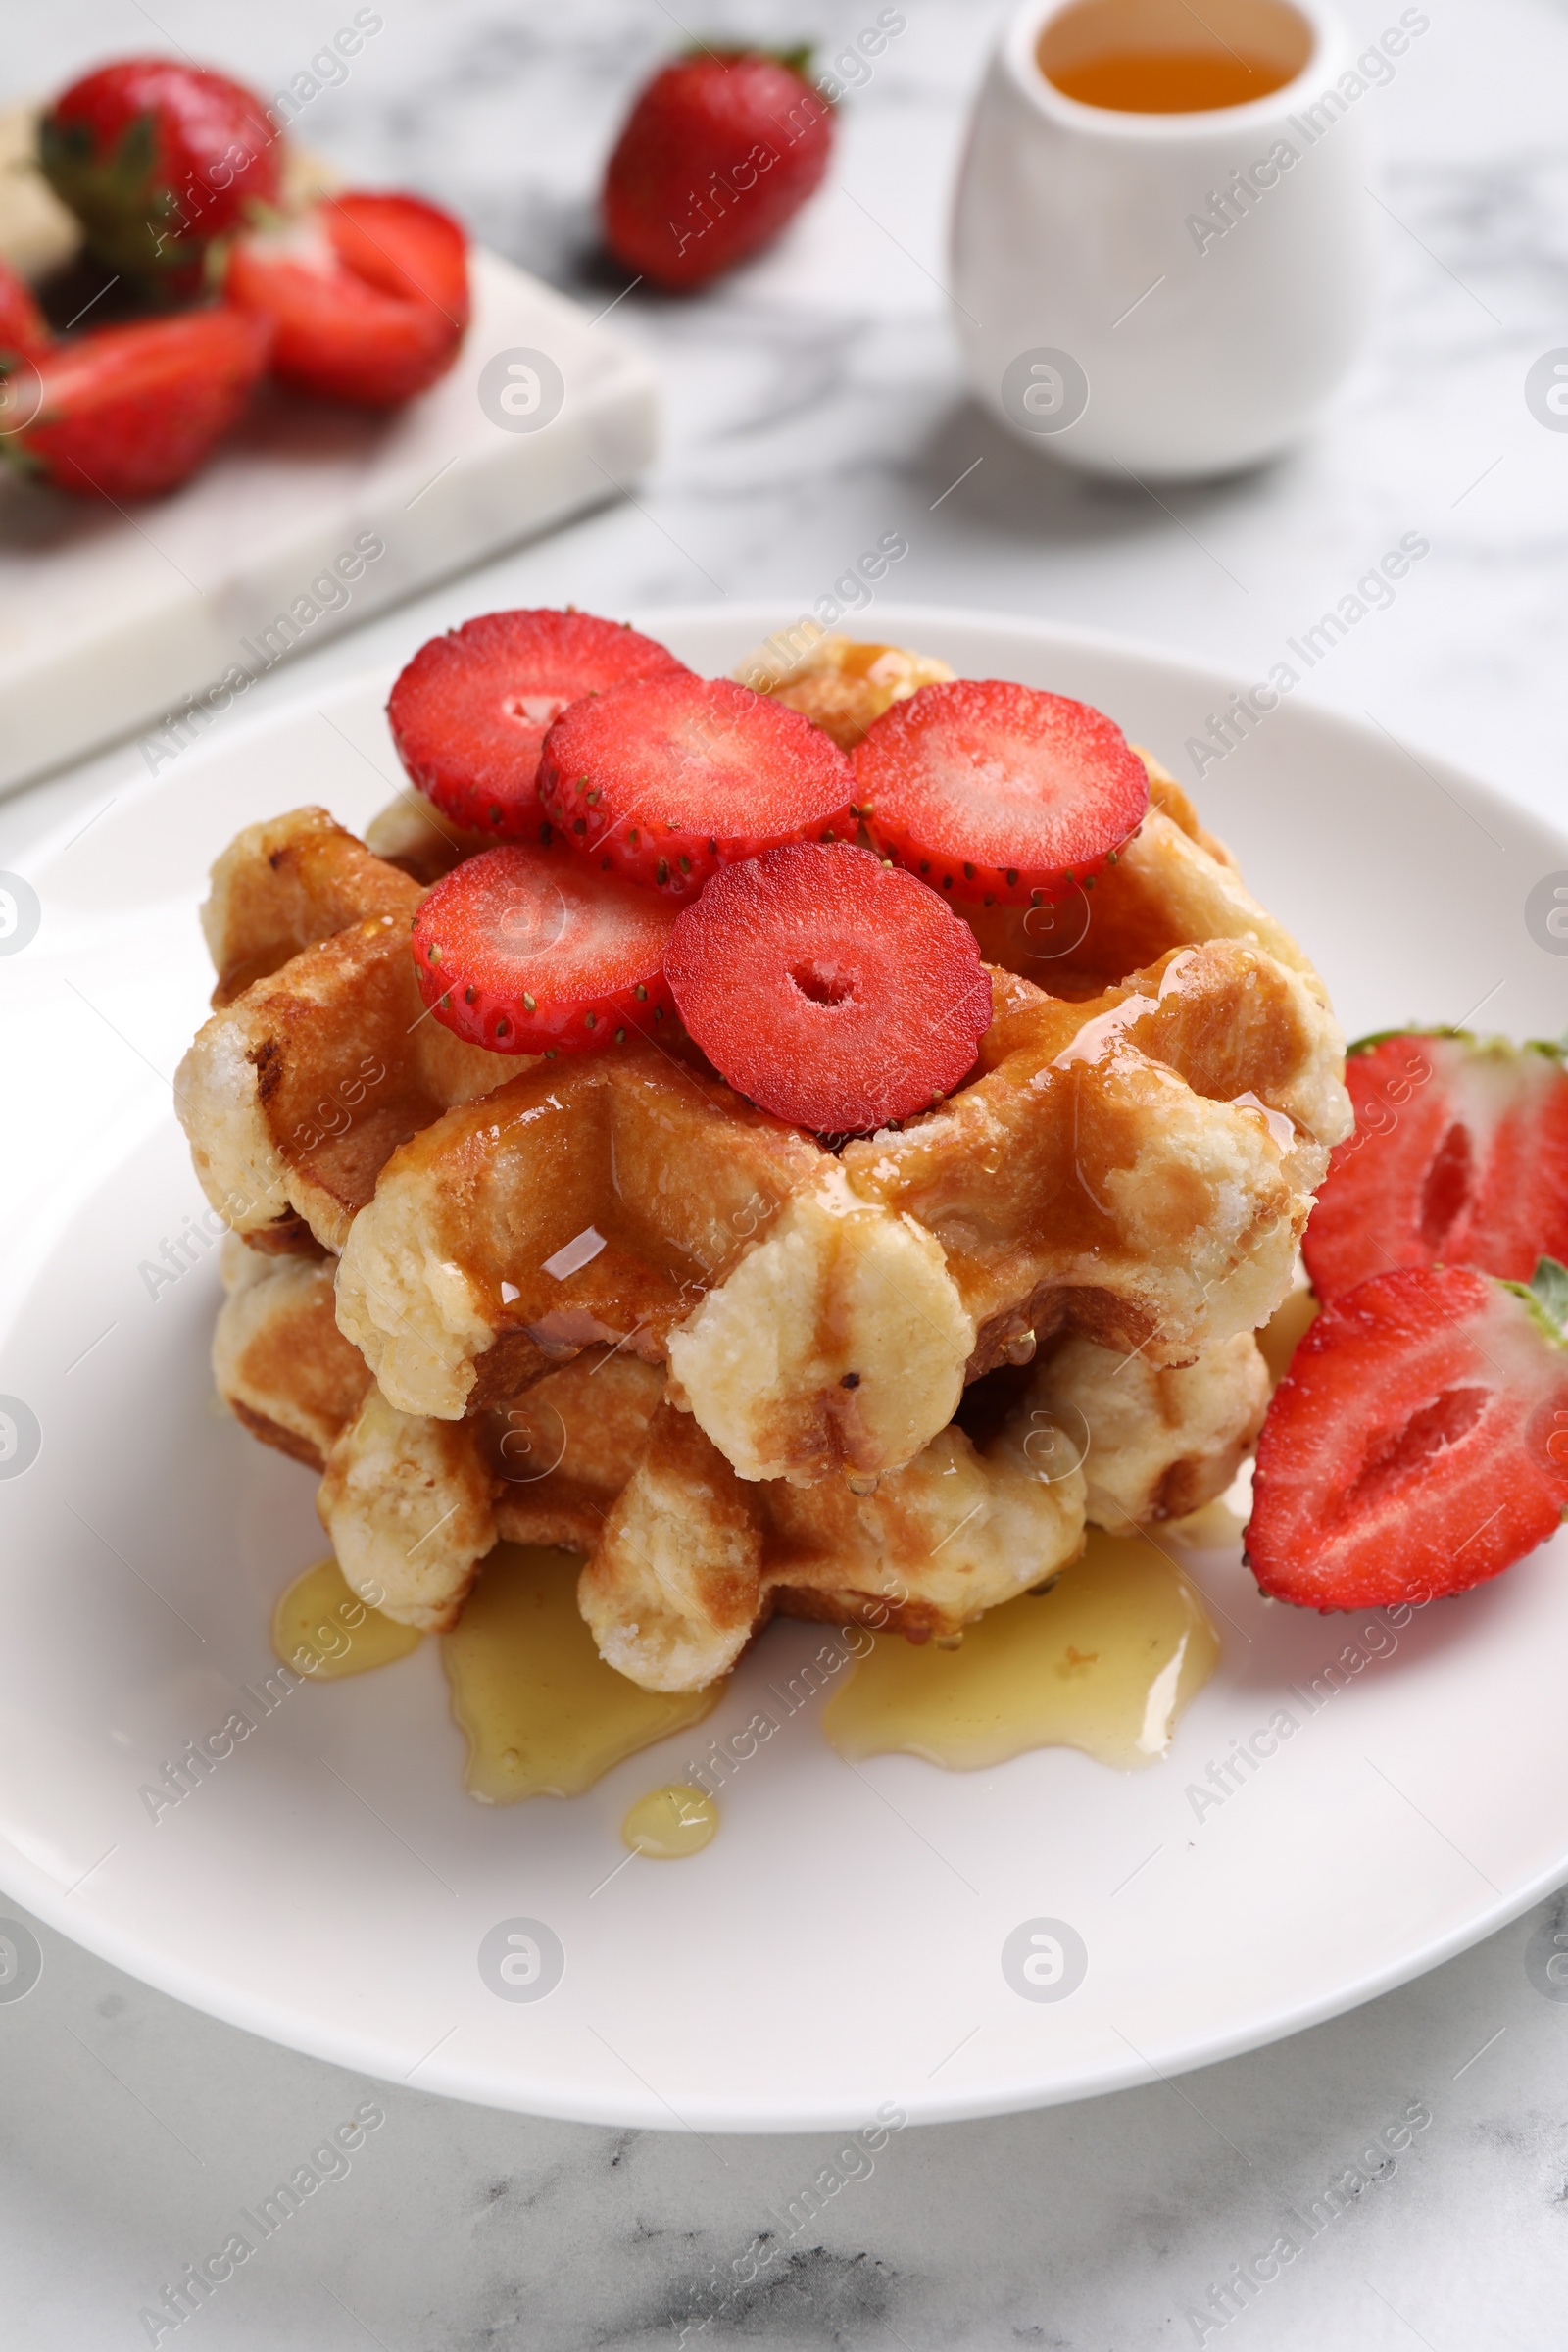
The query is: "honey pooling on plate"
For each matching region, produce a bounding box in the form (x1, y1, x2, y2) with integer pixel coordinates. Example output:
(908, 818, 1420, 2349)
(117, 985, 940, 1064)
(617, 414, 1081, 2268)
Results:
(442, 1544, 717, 1802)
(270, 1557, 423, 1681)
(821, 1528, 1219, 1772)
(621, 1785, 719, 1858)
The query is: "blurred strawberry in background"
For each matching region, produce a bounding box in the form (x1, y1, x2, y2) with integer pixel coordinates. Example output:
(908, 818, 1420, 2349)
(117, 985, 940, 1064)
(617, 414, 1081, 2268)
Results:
(0, 307, 271, 498)
(38, 57, 281, 299)
(4, 52, 475, 496)
(603, 48, 833, 291)
(0, 262, 50, 362)
(225, 191, 469, 405)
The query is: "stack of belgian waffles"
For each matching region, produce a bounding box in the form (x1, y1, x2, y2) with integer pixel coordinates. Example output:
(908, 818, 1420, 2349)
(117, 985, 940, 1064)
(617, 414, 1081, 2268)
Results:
(176, 640, 1350, 1693)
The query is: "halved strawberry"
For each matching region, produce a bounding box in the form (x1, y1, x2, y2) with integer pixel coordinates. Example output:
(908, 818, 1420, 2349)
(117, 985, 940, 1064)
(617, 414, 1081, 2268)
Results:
(1, 306, 270, 499)
(412, 842, 677, 1054)
(0, 263, 49, 361)
(539, 674, 856, 898)
(663, 840, 994, 1132)
(224, 192, 468, 406)
(1248, 1259, 1568, 1611)
(1302, 1031, 1568, 1303)
(388, 610, 689, 841)
(854, 680, 1150, 907)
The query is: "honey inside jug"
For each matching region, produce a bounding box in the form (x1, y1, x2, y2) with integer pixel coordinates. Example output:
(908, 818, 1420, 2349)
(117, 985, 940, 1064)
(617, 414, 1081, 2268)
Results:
(1038, 0, 1308, 114)
(1044, 47, 1294, 111)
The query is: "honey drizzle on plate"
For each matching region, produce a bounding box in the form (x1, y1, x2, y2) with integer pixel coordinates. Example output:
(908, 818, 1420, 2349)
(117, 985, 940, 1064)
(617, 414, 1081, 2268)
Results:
(441, 1544, 717, 1803)
(821, 1528, 1219, 1772)
(282, 1272, 1339, 1790)
(270, 1557, 424, 1680)
(621, 1785, 719, 1858)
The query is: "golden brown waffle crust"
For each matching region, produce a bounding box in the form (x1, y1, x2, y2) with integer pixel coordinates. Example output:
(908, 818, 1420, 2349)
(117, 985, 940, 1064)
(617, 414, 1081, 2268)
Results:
(184, 803, 1348, 1464)
(219, 1229, 1268, 1673)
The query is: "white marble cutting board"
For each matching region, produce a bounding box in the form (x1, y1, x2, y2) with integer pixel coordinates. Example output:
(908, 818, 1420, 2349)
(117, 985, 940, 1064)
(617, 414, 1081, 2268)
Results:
(0, 247, 658, 792)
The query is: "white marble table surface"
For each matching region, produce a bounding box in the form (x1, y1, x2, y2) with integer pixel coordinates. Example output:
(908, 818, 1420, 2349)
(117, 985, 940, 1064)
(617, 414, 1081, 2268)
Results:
(4, 2, 1568, 2345)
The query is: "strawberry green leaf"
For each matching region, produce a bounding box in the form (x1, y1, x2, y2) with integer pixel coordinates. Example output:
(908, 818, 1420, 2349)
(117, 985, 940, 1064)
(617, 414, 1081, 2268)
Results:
(1345, 1024, 1467, 1055)
(1527, 1254, 1568, 1336)
(680, 41, 816, 76)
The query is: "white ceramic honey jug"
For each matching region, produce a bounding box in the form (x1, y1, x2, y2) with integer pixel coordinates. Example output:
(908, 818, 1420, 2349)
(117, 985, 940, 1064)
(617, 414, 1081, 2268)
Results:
(951, 0, 1405, 477)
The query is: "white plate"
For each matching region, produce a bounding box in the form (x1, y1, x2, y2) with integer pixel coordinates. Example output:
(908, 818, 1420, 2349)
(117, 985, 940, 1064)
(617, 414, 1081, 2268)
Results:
(1, 603, 1564, 2133)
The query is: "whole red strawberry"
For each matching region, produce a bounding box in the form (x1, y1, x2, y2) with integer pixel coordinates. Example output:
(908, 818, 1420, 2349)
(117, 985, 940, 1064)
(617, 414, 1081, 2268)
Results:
(40, 57, 281, 299)
(603, 49, 833, 292)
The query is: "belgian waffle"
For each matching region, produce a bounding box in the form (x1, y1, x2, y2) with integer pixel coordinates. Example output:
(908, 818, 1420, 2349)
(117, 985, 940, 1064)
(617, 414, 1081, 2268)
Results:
(732, 630, 957, 751)
(215, 1239, 663, 1625)
(216, 1236, 1263, 1656)
(578, 1318, 1268, 1689)
(180, 635, 1350, 1684)
(180, 807, 521, 1255)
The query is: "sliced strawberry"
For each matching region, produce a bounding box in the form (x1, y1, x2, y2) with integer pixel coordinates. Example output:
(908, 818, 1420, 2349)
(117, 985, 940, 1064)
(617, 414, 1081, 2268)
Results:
(1302, 1032, 1568, 1303)
(1, 306, 270, 500)
(388, 610, 689, 841)
(1248, 1260, 1568, 1611)
(854, 680, 1150, 907)
(225, 192, 468, 406)
(0, 263, 50, 361)
(539, 674, 856, 899)
(663, 840, 994, 1132)
(412, 843, 677, 1054)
